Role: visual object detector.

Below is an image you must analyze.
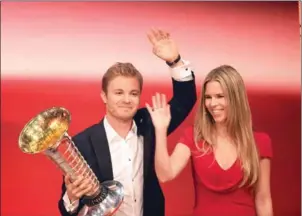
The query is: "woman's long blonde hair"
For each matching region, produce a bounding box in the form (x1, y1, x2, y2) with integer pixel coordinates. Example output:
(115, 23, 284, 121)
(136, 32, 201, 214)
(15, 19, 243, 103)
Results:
(194, 65, 260, 188)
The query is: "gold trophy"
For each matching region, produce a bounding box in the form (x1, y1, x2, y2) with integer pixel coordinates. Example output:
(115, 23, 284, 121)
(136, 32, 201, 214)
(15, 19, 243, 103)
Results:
(18, 107, 124, 216)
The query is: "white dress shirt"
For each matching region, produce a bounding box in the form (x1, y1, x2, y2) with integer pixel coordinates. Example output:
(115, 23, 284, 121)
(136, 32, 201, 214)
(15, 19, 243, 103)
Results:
(63, 60, 194, 215)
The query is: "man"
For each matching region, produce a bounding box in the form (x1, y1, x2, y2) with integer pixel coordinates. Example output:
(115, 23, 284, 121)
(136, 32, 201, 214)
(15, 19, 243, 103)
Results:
(58, 28, 197, 216)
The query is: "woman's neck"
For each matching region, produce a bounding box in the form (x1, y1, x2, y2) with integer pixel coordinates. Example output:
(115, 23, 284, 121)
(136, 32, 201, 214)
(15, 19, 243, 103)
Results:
(215, 122, 228, 138)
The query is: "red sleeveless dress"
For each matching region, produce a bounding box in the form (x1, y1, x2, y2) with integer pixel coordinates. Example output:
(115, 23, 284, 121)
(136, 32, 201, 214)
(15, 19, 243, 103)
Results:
(178, 126, 273, 216)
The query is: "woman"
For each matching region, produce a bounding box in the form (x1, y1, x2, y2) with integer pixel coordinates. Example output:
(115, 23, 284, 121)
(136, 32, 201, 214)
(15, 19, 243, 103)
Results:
(146, 65, 273, 216)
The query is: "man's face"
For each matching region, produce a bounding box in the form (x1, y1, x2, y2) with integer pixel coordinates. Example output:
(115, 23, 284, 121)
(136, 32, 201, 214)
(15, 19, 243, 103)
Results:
(101, 76, 141, 121)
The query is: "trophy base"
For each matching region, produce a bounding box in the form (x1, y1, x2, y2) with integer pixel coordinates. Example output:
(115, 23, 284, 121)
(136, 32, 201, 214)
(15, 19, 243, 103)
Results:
(78, 180, 124, 216)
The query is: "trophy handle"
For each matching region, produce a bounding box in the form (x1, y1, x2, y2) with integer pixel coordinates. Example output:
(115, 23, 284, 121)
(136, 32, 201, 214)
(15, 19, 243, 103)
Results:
(44, 133, 125, 215)
(44, 133, 99, 188)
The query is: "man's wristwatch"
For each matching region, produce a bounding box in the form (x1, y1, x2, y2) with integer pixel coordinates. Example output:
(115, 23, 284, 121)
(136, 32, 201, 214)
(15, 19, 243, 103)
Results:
(166, 54, 181, 67)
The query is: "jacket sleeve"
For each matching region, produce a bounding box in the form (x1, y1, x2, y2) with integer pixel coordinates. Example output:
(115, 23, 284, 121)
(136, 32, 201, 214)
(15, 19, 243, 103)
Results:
(136, 71, 197, 136)
(167, 72, 197, 135)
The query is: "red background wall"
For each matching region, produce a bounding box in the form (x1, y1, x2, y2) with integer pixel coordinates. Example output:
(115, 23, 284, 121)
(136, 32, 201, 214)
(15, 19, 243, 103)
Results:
(1, 2, 300, 216)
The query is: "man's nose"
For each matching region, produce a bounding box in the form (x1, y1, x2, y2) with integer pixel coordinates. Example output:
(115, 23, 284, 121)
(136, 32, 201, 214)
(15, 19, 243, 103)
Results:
(123, 94, 131, 103)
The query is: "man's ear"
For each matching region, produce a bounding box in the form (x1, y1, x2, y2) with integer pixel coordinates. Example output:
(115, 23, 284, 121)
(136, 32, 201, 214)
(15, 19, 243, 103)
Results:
(100, 91, 107, 104)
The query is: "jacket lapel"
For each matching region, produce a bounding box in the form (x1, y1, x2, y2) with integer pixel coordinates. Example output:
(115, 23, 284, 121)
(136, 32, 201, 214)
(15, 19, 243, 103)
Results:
(89, 119, 114, 181)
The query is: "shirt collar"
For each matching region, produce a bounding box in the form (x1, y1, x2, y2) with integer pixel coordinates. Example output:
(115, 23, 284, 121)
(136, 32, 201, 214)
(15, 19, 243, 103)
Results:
(103, 116, 137, 143)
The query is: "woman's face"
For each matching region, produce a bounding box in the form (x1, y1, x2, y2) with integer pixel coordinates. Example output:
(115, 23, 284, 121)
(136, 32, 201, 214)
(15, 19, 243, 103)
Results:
(204, 81, 228, 124)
